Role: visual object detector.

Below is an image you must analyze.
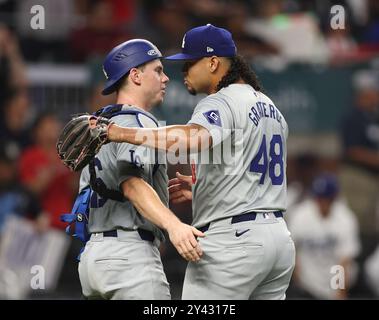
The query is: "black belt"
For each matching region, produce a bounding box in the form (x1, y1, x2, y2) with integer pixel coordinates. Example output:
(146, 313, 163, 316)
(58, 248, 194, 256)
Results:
(198, 211, 283, 233)
(101, 229, 155, 242)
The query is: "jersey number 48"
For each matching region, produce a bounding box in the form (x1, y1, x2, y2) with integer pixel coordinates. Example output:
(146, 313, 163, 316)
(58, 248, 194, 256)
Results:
(249, 134, 284, 185)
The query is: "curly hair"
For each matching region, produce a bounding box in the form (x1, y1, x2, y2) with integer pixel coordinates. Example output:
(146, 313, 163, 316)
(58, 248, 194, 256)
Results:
(216, 55, 262, 92)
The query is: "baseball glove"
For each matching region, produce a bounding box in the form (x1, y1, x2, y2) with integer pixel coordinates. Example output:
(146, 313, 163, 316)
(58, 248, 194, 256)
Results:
(56, 114, 113, 171)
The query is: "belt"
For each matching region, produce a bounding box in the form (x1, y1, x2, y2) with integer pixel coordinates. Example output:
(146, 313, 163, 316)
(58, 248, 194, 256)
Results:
(198, 211, 283, 233)
(101, 229, 155, 242)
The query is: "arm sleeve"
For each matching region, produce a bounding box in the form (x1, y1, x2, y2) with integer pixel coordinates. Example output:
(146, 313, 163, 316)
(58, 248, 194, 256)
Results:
(188, 95, 234, 147)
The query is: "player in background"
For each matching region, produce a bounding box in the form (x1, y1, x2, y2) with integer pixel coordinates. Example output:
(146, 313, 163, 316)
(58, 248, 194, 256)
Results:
(92, 24, 296, 300)
(288, 173, 360, 300)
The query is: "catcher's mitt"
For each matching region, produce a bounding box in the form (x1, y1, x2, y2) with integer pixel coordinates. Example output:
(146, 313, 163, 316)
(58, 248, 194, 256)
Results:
(56, 114, 113, 171)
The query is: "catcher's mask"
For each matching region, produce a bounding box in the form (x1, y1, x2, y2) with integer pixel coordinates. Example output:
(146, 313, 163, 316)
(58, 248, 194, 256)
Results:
(101, 39, 162, 95)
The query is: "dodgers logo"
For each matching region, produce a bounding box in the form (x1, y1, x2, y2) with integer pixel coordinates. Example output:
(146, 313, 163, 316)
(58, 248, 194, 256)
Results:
(203, 110, 222, 127)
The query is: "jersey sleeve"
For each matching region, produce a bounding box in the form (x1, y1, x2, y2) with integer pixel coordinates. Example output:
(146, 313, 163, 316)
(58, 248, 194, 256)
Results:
(114, 114, 157, 187)
(188, 95, 234, 147)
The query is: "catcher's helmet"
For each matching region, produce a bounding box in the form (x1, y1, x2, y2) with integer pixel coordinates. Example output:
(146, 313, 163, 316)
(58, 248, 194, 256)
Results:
(101, 39, 162, 95)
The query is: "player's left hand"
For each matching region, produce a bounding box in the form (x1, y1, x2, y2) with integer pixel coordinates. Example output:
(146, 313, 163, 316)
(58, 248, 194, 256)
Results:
(93, 117, 123, 143)
(168, 172, 193, 204)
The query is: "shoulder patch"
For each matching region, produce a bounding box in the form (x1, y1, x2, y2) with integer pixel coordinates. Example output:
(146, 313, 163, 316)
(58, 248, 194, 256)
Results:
(136, 113, 158, 128)
(203, 110, 222, 127)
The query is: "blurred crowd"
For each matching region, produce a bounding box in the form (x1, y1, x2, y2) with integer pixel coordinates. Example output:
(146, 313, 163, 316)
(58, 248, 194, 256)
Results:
(0, 0, 378, 300)
(1, 0, 379, 65)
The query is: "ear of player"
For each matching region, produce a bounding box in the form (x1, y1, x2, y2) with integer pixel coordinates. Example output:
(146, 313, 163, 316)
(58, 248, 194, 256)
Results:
(56, 115, 113, 171)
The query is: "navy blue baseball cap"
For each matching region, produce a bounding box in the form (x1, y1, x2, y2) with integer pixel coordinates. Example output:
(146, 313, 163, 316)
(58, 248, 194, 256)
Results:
(311, 173, 339, 198)
(165, 24, 237, 61)
(102, 39, 162, 95)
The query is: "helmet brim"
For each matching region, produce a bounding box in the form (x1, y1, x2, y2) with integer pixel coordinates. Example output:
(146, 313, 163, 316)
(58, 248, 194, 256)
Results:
(101, 77, 123, 95)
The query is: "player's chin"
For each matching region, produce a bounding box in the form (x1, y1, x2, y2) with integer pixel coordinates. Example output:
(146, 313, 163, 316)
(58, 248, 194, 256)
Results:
(187, 87, 197, 96)
(184, 81, 197, 96)
(185, 84, 197, 96)
(156, 91, 165, 104)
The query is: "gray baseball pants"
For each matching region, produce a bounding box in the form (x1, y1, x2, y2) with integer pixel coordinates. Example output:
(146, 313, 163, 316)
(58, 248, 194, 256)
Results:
(78, 229, 170, 300)
(182, 213, 295, 300)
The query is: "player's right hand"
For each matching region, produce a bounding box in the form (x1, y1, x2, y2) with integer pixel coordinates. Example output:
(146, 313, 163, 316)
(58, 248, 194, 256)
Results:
(168, 172, 193, 204)
(167, 221, 205, 262)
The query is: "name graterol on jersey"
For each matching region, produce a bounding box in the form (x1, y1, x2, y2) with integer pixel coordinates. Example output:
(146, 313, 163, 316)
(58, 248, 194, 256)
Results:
(248, 101, 283, 127)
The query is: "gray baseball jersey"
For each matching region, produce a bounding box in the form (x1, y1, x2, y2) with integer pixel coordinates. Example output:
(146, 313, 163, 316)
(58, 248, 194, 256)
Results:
(79, 106, 168, 241)
(188, 83, 288, 227)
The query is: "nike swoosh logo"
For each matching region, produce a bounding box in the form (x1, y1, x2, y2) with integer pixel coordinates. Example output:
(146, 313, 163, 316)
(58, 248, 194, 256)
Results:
(235, 229, 250, 237)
